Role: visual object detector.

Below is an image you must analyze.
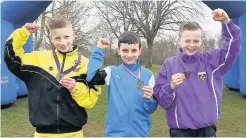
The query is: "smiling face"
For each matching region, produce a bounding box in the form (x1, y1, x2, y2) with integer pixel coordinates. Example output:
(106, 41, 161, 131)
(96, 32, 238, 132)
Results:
(48, 16, 75, 53)
(117, 43, 143, 65)
(179, 29, 202, 55)
(178, 22, 203, 55)
(50, 25, 75, 53)
(117, 31, 142, 64)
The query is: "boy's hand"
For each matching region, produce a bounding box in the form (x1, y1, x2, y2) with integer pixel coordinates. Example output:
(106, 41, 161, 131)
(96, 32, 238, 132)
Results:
(59, 77, 76, 92)
(171, 73, 185, 89)
(24, 23, 39, 33)
(97, 38, 110, 49)
(142, 86, 154, 99)
(212, 8, 230, 23)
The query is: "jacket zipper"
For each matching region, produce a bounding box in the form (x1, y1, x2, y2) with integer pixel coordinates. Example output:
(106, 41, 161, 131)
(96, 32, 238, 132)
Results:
(57, 53, 66, 133)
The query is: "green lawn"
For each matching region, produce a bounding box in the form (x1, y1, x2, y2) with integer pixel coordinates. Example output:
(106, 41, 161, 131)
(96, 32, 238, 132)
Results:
(1, 65, 246, 137)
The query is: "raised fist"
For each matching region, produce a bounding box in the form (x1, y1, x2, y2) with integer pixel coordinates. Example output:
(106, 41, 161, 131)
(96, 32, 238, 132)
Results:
(97, 38, 110, 49)
(24, 23, 39, 33)
(212, 8, 230, 23)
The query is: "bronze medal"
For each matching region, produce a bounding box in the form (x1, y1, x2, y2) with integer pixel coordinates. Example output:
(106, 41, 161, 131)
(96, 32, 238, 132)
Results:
(183, 71, 190, 79)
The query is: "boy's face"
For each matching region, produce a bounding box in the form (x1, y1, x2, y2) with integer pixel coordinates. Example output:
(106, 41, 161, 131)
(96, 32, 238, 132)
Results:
(49, 25, 75, 53)
(117, 43, 143, 65)
(179, 29, 202, 56)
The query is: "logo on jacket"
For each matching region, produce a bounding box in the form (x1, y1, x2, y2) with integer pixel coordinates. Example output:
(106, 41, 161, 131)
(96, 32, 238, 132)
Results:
(73, 60, 81, 65)
(198, 72, 206, 81)
(49, 66, 53, 71)
(73, 60, 81, 72)
(116, 75, 121, 79)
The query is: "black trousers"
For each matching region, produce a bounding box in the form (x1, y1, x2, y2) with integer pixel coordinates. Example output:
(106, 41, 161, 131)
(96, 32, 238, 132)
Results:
(170, 125, 217, 137)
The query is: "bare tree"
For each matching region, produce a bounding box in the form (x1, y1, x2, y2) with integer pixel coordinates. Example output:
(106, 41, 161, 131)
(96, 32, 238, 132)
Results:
(125, 1, 204, 67)
(33, 0, 94, 53)
(94, 2, 140, 38)
(97, 0, 204, 67)
(34, 12, 46, 50)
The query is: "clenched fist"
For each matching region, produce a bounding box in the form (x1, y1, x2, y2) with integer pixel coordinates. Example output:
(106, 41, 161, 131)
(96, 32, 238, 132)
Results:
(212, 8, 230, 23)
(97, 38, 110, 49)
(24, 23, 39, 33)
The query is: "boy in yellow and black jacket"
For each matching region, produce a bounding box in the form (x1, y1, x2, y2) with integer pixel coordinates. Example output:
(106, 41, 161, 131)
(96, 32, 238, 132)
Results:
(4, 16, 104, 137)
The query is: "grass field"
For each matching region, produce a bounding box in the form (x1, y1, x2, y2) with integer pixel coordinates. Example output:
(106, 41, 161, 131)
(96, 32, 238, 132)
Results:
(1, 65, 246, 137)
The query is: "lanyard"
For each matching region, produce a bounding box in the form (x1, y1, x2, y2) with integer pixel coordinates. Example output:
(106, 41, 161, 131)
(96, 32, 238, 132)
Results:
(53, 50, 81, 80)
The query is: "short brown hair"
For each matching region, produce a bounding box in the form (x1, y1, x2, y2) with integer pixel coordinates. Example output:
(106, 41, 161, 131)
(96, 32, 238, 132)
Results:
(179, 22, 202, 37)
(118, 31, 141, 48)
(48, 15, 72, 30)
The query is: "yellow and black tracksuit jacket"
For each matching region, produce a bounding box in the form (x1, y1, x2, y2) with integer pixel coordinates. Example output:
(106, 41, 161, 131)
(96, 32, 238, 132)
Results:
(4, 27, 105, 134)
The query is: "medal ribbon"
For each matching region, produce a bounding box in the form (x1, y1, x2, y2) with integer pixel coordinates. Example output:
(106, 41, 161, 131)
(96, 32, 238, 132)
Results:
(123, 66, 141, 80)
(53, 50, 81, 76)
(179, 58, 199, 73)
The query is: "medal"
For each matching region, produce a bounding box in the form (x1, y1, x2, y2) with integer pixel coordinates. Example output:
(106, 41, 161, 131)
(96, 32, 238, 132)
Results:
(137, 79, 144, 89)
(180, 58, 199, 79)
(124, 66, 144, 89)
(183, 71, 190, 79)
(56, 73, 64, 81)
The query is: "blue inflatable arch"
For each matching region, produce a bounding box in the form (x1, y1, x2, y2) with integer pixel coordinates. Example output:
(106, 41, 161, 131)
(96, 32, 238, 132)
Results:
(203, 1, 246, 97)
(1, 1, 51, 107)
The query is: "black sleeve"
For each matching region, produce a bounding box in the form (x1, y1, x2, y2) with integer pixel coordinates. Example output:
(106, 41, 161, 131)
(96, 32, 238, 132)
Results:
(71, 70, 107, 92)
(4, 39, 25, 81)
(88, 70, 107, 85)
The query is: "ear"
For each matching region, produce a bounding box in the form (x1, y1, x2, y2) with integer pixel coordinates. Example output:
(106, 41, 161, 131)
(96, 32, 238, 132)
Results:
(116, 47, 120, 55)
(49, 35, 53, 40)
(178, 38, 182, 47)
(139, 47, 144, 54)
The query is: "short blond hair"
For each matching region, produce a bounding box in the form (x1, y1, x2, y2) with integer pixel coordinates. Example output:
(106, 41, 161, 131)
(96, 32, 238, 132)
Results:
(48, 15, 72, 30)
(179, 22, 202, 38)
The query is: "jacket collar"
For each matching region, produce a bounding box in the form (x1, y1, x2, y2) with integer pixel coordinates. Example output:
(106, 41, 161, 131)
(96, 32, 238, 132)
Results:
(177, 48, 201, 64)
